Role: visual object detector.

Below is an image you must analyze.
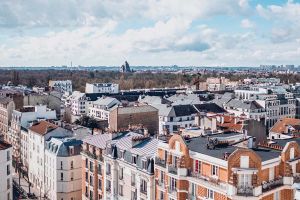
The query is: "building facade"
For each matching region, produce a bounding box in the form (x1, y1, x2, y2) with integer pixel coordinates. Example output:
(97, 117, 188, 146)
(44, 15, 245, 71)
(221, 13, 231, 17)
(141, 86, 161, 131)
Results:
(45, 137, 82, 200)
(0, 141, 12, 200)
(81, 131, 157, 200)
(154, 133, 297, 200)
(85, 83, 119, 94)
(0, 97, 15, 142)
(49, 80, 73, 93)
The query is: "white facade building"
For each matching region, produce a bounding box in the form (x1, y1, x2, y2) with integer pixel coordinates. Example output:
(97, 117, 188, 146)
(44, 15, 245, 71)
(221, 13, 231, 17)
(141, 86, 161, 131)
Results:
(88, 97, 120, 121)
(49, 80, 73, 93)
(28, 121, 73, 197)
(85, 83, 119, 94)
(10, 105, 56, 167)
(45, 137, 82, 200)
(0, 141, 12, 200)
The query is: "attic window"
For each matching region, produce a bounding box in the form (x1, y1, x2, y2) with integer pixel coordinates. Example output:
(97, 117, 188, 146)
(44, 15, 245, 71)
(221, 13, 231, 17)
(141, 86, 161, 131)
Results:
(120, 150, 125, 159)
(69, 146, 74, 155)
(142, 160, 147, 170)
(132, 155, 137, 164)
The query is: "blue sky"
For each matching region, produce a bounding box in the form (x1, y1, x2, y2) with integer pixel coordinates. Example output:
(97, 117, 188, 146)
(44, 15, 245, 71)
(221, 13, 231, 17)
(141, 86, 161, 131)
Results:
(0, 0, 300, 67)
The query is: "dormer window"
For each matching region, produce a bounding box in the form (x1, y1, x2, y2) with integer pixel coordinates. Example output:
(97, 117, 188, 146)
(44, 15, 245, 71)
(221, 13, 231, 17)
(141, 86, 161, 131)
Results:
(142, 160, 147, 170)
(120, 150, 125, 159)
(132, 155, 137, 164)
(211, 165, 218, 176)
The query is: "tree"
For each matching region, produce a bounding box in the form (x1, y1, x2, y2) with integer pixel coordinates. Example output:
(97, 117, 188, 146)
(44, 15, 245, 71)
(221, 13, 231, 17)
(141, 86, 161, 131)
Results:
(75, 116, 100, 134)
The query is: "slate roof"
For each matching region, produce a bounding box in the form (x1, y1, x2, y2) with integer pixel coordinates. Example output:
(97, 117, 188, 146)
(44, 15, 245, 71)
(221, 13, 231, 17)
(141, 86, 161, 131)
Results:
(173, 105, 198, 117)
(226, 99, 263, 110)
(194, 103, 227, 113)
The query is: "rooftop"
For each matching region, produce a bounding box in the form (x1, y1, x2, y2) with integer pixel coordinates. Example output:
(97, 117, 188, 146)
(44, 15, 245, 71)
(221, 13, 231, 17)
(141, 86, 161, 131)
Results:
(0, 141, 12, 150)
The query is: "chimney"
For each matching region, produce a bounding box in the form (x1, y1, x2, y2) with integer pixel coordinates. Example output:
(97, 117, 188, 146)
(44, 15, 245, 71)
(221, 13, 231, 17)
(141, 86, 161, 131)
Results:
(144, 128, 149, 137)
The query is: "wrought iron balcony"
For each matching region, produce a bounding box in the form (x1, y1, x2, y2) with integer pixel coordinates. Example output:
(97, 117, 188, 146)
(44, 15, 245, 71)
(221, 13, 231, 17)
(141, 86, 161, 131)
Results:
(168, 165, 177, 175)
(237, 186, 254, 196)
(262, 177, 283, 192)
(155, 157, 166, 168)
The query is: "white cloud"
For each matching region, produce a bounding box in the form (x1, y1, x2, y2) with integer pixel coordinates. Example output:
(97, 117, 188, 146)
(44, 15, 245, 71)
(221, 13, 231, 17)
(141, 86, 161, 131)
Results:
(241, 19, 255, 28)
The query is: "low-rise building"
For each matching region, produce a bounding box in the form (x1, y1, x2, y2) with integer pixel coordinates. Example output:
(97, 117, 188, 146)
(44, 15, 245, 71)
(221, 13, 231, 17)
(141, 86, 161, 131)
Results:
(269, 117, 300, 140)
(0, 141, 12, 200)
(85, 83, 119, 94)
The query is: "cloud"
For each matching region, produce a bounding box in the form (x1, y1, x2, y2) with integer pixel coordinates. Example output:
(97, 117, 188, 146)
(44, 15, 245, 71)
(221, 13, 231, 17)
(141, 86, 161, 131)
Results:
(241, 19, 255, 28)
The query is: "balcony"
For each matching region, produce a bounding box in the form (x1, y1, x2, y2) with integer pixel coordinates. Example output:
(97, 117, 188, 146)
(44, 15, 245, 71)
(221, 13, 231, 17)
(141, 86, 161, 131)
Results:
(155, 157, 166, 168)
(262, 177, 283, 192)
(237, 186, 254, 196)
(168, 165, 177, 175)
(82, 150, 97, 159)
(189, 171, 227, 191)
(168, 187, 177, 197)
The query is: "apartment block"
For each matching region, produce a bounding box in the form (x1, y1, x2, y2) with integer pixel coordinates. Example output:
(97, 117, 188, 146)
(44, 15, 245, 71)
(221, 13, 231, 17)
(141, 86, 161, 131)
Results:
(9, 105, 56, 168)
(155, 133, 298, 200)
(49, 80, 73, 93)
(0, 141, 12, 200)
(85, 83, 119, 94)
(0, 97, 15, 142)
(45, 137, 82, 200)
(81, 131, 157, 200)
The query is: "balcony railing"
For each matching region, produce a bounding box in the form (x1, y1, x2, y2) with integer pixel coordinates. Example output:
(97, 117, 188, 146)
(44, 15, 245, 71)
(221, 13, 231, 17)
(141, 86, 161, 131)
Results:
(262, 177, 283, 192)
(237, 186, 253, 196)
(155, 157, 166, 168)
(168, 187, 177, 196)
(82, 150, 97, 159)
(168, 165, 177, 175)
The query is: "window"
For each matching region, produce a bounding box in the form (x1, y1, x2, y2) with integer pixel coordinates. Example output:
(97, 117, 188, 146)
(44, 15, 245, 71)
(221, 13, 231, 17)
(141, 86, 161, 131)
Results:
(190, 183, 196, 196)
(159, 191, 164, 200)
(119, 185, 123, 196)
(60, 161, 63, 169)
(142, 160, 147, 170)
(60, 173, 63, 181)
(120, 151, 125, 159)
(6, 151, 10, 161)
(119, 167, 123, 180)
(131, 173, 136, 186)
(169, 177, 177, 191)
(131, 191, 136, 200)
(140, 179, 147, 194)
(71, 161, 74, 169)
(290, 147, 295, 160)
(7, 178, 10, 189)
(132, 156, 137, 164)
(90, 161, 94, 172)
(160, 171, 164, 183)
(7, 165, 10, 175)
(98, 164, 102, 175)
(194, 160, 201, 173)
(71, 172, 74, 181)
(98, 179, 102, 189)
(240, 156, 249, 168)
(106, 163, 111, 175)
(85, 158, 88, 168)
(239, 174, 252, 187)
(85, 172, 88, 182)
(211, 165, 218, 176)
(207, 189, 214, 200)
(274, 191, 280, 200)
(90, 175, 93, 186)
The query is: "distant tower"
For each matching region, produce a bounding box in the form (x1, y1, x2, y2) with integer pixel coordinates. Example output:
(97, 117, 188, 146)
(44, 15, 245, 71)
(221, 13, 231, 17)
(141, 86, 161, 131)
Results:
(120, 61, 131, 73)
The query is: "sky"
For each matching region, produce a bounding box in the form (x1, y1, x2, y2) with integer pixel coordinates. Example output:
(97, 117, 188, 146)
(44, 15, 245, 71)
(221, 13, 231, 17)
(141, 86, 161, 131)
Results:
(0, 0, 300, 67)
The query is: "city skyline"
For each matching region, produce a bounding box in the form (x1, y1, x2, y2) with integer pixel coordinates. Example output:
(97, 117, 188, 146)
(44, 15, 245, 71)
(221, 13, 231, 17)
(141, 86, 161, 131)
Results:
(0, 0, 300, 67)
